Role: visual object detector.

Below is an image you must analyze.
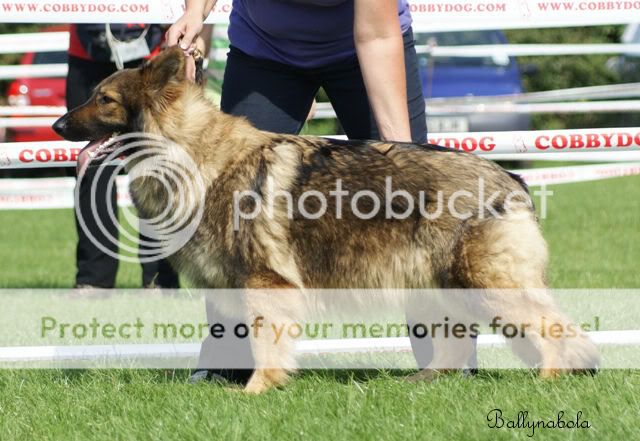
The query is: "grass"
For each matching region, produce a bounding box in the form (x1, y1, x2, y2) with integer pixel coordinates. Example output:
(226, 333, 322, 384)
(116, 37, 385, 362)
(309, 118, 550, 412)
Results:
(0, 174, 639, 440)
(1, 370, 639, 440)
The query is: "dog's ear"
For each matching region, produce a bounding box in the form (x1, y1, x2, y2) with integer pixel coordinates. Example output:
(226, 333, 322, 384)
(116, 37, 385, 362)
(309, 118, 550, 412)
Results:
(142, 46, 186, 90)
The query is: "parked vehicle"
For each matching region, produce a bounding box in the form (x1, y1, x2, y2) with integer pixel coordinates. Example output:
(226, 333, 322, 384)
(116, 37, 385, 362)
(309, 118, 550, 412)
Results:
(5, 25, 68, 143)
(415, 30, 531, 133)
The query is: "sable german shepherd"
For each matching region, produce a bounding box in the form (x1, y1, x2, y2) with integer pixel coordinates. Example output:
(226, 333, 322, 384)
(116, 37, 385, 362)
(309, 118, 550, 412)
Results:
(53, 47, 598, 393)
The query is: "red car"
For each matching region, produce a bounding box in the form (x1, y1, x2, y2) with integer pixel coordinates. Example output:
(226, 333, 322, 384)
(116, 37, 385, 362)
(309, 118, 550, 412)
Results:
(6, 25, 68, 143)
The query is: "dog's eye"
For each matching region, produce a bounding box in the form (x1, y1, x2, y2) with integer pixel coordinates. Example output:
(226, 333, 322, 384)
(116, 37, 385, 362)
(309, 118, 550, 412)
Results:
(98, 95, 115, 105)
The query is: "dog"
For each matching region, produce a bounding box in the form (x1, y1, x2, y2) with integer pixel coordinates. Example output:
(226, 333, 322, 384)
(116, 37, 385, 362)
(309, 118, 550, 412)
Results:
(53, 47, 599, 393)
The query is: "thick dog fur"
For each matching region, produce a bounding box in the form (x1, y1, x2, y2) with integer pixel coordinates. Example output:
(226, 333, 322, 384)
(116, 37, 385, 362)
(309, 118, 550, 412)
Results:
(54, 48, 599, 393)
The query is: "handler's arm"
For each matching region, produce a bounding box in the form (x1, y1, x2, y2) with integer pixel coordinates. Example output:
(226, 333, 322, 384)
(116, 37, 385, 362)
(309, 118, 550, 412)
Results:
(167, 0, 217, 49)
(354, 0, 412, 142)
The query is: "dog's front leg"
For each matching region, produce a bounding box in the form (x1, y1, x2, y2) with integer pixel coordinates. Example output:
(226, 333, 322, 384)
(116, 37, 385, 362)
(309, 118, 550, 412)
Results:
(242, 272, 301, 394)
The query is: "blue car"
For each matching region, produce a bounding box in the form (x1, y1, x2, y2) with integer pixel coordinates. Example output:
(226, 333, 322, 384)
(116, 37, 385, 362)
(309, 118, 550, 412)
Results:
(414, 30, 531, 134)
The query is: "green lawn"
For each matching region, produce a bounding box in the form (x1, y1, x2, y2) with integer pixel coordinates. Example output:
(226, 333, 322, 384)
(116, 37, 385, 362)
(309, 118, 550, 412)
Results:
(0, 174, 639, 440)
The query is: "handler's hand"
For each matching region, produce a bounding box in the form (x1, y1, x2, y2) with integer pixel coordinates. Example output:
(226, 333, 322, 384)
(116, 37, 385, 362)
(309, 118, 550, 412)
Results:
(166, 10, 204, 52)
(167, 10, 207, 83)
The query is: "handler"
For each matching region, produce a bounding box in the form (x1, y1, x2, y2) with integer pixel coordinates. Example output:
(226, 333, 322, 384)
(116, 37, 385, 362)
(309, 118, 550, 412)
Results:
(167, 0, 431, 384)
(67, 23, 179, 290)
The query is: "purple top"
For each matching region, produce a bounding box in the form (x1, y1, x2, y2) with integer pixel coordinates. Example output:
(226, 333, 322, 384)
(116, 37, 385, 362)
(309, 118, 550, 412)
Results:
(228, 0, 413, 68)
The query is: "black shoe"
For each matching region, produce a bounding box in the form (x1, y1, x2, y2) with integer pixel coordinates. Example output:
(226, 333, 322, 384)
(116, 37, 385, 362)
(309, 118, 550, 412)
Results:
(187, 369, 229, 385)
(69, 284, 113, 299)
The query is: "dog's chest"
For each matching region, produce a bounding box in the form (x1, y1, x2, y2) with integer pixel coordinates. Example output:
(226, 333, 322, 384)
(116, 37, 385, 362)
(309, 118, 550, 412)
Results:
(171, 231, 232, 288)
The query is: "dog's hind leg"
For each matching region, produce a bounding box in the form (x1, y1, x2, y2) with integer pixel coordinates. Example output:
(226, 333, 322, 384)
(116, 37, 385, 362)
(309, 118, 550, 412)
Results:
(242, 272, 301, 394)
(405, 293, 476, 382)
(451, 209, 599, 376)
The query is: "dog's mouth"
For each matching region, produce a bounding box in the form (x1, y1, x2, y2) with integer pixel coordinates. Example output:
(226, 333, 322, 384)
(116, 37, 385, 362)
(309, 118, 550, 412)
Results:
(82, 132, 123, 162)
(77, 132, 124, 176)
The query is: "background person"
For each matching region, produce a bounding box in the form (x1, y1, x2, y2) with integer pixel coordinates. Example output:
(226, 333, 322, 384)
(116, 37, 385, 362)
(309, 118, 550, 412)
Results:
(67, 23, 180, 289)
(167, 0, 432, 385)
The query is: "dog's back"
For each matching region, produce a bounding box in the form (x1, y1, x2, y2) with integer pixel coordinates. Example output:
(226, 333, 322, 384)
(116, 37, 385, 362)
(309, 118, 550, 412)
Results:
(188, 133, 535, 290)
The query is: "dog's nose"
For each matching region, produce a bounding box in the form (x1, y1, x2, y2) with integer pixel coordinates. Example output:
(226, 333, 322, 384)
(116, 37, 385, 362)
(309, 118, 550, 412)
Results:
(52, 116, 67, 136)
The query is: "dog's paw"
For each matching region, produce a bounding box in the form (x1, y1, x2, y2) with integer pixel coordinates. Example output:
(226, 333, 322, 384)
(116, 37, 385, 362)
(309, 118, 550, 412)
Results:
(405, 369, 442, 383)
(243, 378, 271, 394)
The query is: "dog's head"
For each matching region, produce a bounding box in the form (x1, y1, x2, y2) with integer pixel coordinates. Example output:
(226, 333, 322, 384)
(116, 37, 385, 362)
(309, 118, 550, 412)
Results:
(52, 47, 192, 165)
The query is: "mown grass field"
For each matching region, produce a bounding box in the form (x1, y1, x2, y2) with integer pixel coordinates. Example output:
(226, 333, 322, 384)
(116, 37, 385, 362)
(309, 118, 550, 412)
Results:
(0, 173, 639, 440)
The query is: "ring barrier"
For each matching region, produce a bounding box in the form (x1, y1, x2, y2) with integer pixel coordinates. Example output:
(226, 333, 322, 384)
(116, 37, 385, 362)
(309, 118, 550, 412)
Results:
(4, 140, 640, 170)
(415, 43, 640, 57)
(2, 162, 640, 210)
(0, 117, 57, 128)
(0, 106, 66, 117)
(3, 128, 640, 170)
(477, 152, 640, 162)
(4, 81, 640, 118)
(312, 100, 640, 120)
(427, 100, 640, 116)
(0, 175, 131, 210)
(0, 31, 69, 54)
(426, 83, 640, 105)
(5, 100, 640, 128)
(6, 31, 640, 58)
(2, 0, 640, 31)
(1, 330, 639, 364)
(4, 128, 640, 168)
(0, 63, 67, 80)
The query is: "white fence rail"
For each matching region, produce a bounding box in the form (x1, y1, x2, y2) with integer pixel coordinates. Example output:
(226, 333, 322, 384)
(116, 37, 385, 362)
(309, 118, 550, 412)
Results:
(0, 31, 69, 54)
(5, 31, 640, 58)
(1, 330, 639, 365)
(312, 100, 640, 120)
(5, 100, 640, 129)
(0, 64, 68, 80)
(416, 43, 640, 57)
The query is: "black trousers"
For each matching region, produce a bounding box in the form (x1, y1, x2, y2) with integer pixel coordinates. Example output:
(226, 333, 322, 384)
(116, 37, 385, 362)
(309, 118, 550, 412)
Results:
(221, 29, 428, 143)
(66, 56, 179, 288)
(198, 29, 443, 383)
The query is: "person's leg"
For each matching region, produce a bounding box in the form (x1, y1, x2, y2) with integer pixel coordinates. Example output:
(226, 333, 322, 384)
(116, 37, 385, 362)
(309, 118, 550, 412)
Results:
(139, 232, 180, 288)
(320, 30, 437, 373)
(403, 28, 429, 144)
(194, 48, 319, 384)
(68, 57, 120, 288)
(221, 47, 319, 133)
(320, 28, 427, 143)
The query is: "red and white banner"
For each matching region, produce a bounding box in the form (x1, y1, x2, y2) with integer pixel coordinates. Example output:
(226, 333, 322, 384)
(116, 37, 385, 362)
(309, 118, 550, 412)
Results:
(2, 163, 639, 210)
(2, 0, 640, 30)
(426, 128, 640, 154)
(0, 176, 131, 210)
(516, 162, 640, 186)
(0, 177, 73, 210)
(0, 141, 84, 169)
(3, 128, 640, 169)
(429, 127, 640, 154)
